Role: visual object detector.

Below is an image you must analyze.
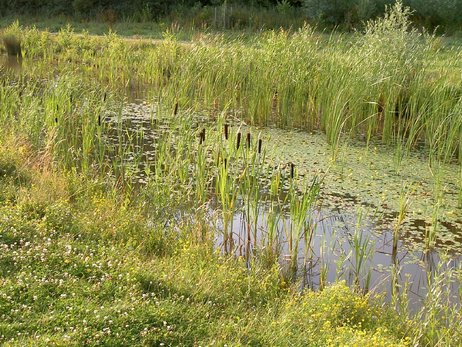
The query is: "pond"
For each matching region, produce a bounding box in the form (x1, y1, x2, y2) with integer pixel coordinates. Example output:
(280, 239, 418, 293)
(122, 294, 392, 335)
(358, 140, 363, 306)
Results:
(104, 100, 462, 310)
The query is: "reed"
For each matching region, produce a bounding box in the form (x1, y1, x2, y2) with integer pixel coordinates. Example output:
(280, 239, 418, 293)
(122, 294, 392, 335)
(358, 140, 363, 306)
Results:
(285, 172, 320, 281)
(392, 190, 410, 260)
(391, 190, 410, 308)
(350, 209, 375, 293)
(414, 256, 462, 346)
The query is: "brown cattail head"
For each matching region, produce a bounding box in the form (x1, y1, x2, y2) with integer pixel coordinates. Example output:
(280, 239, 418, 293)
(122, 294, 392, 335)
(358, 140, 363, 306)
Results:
(236, 132, 241, 150)
(103, 92, 107, 102)
(173, 101, 179, 116)
(199, 128, 206, 144)
(55, 117, 58, 124)
(98, 115, 102, 126)
(246, 133, 251, 147)
(258, 139, 262, 154)
(224, 124, 229, 140)
(290, 163, 295, 179)
(224, 158, 228, 169)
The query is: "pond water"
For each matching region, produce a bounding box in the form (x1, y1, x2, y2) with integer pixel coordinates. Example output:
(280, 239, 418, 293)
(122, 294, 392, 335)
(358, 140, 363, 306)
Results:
(104, 100, 462, 310)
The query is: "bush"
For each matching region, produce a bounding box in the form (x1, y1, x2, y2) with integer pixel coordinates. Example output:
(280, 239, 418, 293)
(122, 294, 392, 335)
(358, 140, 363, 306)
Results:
(406, 0, 462, 29)
(303, 0, 462, 30)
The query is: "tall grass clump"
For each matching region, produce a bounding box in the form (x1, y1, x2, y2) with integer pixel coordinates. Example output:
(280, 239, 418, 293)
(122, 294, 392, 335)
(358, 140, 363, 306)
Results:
(412, 257, 462, 346)
(6, 8, 461, 165)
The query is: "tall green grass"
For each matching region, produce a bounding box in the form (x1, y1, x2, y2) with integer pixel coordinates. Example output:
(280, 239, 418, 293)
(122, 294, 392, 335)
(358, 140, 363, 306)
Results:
(3, 2, 461, 166)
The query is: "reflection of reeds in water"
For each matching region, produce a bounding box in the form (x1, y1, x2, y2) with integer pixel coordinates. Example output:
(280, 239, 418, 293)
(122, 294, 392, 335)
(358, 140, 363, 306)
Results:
(351, 209, 374, 294)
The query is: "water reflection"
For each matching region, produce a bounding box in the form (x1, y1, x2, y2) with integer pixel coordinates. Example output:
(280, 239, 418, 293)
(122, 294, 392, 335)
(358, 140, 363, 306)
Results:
(216, 204, 461, 311)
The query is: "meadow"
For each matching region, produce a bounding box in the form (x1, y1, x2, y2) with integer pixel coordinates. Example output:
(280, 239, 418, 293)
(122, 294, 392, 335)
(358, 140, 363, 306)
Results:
(1, 1, 462, 345)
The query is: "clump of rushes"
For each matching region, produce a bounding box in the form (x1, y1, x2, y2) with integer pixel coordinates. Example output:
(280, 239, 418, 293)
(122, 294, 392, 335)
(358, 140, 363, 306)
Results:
(216, 152, 238, 254)
(391, 190, 410, 307)
(285, 163, 320, 281)
(351, 209, 375, 294)
(392, 190, 410, 260)
(5, 4, 461, 164)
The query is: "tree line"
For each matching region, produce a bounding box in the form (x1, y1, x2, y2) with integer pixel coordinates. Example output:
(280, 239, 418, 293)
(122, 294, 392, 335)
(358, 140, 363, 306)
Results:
(1, 0, 461, 31)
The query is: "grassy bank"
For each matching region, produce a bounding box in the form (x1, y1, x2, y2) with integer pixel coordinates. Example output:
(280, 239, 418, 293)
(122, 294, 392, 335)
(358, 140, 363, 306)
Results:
(0, 141, 412, 346)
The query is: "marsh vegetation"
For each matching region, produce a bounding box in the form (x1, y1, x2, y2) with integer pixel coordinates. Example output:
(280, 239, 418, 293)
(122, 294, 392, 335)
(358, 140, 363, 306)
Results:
(1, 1, 462, 345)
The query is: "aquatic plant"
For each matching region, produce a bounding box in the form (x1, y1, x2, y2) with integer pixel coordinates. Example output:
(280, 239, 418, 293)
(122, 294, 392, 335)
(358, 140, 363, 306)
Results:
(350, 209, 375, 293)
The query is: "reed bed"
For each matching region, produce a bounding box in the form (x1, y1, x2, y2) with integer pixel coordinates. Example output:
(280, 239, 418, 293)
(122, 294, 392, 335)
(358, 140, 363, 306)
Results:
(2, 2, 461, 167)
